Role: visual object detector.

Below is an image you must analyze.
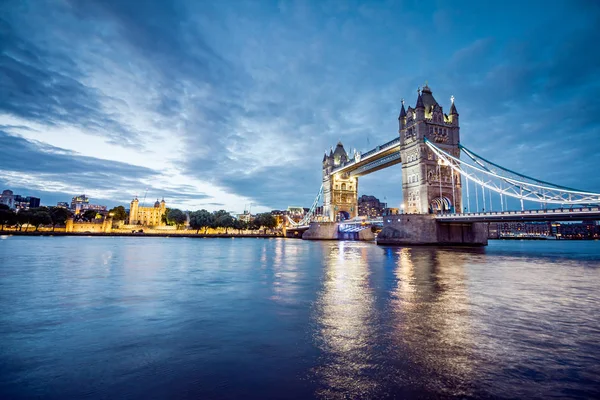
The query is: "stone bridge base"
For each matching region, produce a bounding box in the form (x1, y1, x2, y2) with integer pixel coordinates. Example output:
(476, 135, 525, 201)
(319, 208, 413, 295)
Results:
(376, 214, 488, 246)
(302, 222, 375, 241)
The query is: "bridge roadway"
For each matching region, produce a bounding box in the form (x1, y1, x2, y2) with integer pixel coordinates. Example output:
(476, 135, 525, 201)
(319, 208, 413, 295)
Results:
(331, 137, 401, 176)
(433, 207, 600, 223)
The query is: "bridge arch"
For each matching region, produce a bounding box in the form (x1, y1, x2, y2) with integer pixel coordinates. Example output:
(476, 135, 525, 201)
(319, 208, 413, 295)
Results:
(430, 196, 452, 213)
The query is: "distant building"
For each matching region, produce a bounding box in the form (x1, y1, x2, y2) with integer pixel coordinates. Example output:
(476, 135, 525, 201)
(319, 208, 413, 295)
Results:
(56, 202, 70, 208)
(0, 190, 15, 209)
(358, 195, 387, 218)
(70, 194, 107, 215)
(129, 198, 167, 226)
(497, 222, 552, 238)
(383, 207, 399, 216)
(1, 189, 40, 210)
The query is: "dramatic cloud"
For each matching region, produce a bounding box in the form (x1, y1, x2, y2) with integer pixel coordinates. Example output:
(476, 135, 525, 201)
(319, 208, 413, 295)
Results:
(0, 0, 598, 212)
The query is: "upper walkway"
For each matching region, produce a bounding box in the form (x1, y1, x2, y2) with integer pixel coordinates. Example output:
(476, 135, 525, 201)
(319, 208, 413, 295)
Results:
(434, 207, 600, 223)
(330, 137, 401, 176)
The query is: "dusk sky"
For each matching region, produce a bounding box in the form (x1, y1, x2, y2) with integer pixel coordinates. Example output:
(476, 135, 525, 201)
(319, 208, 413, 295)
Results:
(1, 0, 599, 213)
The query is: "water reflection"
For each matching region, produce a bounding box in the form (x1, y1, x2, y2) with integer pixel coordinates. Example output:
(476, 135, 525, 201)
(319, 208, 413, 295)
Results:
(390, 248, 477, 397)
(313, 241, 379, 399)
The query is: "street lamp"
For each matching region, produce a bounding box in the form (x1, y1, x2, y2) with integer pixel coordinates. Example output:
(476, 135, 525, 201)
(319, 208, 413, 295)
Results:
(400, 204, 405, 214)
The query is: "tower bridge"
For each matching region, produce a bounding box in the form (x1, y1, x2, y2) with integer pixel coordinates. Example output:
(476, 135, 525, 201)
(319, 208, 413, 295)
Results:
(289, 84, 600, 245)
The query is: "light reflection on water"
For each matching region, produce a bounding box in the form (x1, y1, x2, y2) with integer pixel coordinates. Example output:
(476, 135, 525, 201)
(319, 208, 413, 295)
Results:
(1, 237, 600, 399)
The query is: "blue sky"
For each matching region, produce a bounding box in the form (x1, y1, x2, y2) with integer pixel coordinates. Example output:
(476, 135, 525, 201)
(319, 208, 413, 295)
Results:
(1, 0, 599, 212)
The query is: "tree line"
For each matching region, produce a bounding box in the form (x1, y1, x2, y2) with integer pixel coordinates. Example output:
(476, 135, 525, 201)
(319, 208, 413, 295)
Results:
(0, 205, 72, 231)
(0, 204, 278, 234)
(184, 209, 277, 234)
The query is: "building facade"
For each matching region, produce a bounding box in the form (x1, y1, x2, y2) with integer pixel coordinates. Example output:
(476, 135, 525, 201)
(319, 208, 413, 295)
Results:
(322, 142, 359, 221)
(399, 84, 462, 214)
(70, 195, 107, 215)
(1, 189, 40, 210)
(129, 198, 167, 226)
(358, 195, 387, 218)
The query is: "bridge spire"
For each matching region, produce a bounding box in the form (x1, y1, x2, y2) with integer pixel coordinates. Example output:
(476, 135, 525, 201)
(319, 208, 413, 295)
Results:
(450, 95, 458, 115)
(398, 99, 406, 119)
(416, 89, 424, 109)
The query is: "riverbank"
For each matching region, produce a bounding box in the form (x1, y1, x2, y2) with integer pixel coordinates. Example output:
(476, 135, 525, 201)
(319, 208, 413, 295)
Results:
(0, 230, 283, 238)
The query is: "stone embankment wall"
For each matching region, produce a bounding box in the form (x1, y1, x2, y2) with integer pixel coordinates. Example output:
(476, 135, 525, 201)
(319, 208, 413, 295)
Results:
(377, 214, 488, 246)
(302, 222, 340, 240)
(65, 218, 112, 233)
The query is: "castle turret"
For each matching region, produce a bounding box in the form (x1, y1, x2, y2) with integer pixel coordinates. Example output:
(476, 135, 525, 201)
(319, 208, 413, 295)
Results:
(129, 197, 139, 225)
(398, 99, 407, 131)
(449, 95, 459, 126)
(415, 88, 425, 121)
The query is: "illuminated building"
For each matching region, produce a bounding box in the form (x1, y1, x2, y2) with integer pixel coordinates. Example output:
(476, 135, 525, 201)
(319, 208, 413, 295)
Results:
(358, 195, 387, 218)
(1, 189, 40, 210)
(129, 197, 167, 226)
(322, 142, 359, 221)
(70, 194, 107, 215)
(399, 84, 462, 214)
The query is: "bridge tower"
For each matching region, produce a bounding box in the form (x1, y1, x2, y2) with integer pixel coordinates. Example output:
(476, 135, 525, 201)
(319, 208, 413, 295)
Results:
(399, 84, 462, 214)
(323, 142, 358, 221)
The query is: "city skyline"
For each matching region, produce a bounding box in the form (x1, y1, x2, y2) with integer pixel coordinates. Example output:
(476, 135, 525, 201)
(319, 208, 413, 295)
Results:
(1, 0, 599, 212)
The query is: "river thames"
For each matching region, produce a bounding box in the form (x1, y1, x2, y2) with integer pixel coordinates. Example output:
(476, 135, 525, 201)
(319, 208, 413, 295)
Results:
(1, 237, 599, 399)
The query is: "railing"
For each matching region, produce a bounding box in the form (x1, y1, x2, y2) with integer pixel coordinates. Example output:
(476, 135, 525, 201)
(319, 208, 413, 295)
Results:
(331, 137, 401, 174)
(349, 152, 401, 176)
(435, 207, 600, 219)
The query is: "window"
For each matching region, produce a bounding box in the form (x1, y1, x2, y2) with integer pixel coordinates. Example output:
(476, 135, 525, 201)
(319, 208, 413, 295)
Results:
(341, 183, 346, 191)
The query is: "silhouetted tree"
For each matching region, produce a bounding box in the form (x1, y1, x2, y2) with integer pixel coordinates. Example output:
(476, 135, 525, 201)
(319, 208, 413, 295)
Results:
(49, 207, 71, 231)
(82, 210, 98, 221)
(31, 210, 52, 231)
(108, 205, 127, 221)
(16, 210, 33, 231)
(189, 209, 213, 233)
(167, 208, 187, 228)
(0, 205, 16, 230)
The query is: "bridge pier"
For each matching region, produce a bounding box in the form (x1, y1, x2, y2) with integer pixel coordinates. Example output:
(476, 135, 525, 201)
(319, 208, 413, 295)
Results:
(376, 214, 488, 246)
(302, 222, 375, 241)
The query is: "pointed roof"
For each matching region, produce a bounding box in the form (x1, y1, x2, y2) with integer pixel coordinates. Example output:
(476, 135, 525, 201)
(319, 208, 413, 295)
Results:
(415, 90, 424, 109)
(323, 152, 327, 162)
(398, 99, 406, 119)
(333, 141, 348, 158)
(450, 95, 458, 115)
(420, 84, 438, 110)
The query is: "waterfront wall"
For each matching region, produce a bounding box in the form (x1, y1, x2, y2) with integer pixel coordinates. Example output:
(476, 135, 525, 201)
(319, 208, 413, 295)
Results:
(302, 222, 375, 241)
(302, 222, 340, 240)
(65, 218, 112, 233)
(377, 214, 488, 246)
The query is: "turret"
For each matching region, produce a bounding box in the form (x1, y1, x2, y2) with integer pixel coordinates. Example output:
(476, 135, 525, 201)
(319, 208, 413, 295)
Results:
(415, 88, 425, 121)
(332, 141, 349, 166)
(398, 99, 407, 131)
(129, 197, 139, 225)
(449, 95, 459, 126)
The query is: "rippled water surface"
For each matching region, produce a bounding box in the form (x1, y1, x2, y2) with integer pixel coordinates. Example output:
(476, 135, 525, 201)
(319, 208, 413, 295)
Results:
(1, 236, 600, 399)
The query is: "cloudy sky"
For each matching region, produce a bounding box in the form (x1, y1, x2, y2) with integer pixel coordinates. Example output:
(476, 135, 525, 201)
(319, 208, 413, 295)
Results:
(1, 0, 599, 212)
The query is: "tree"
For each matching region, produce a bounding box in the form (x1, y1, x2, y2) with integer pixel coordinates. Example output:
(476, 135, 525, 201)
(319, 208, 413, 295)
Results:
(189, 209, 213, 234)
(161, 208, 171, 225)
(233, 219, 247, 234)
(211, 210, 234, 234)
(16, 210, 33, 231)
(108, 205, 127, 221)
(31, 210, 52, 231)
(217, 213, 234, 234)
(255, 213, 277, 232)
(49, 207, 71, 231)
(167, 208, 187, 228)
(82, 209, 98, 221)
(0, 206, 16, 230)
